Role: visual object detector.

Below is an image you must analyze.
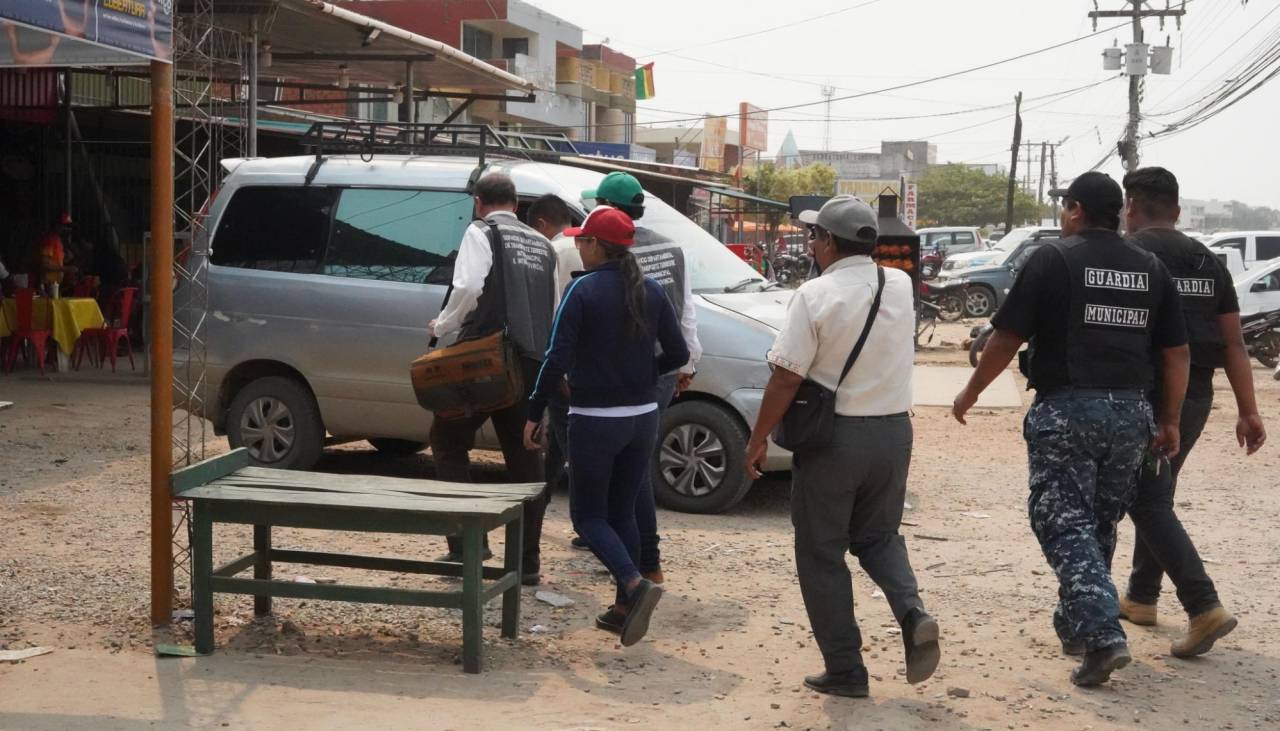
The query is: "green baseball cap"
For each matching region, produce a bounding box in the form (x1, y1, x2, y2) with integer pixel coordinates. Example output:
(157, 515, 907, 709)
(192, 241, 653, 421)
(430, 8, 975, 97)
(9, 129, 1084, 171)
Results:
(583, 171, 645, 207)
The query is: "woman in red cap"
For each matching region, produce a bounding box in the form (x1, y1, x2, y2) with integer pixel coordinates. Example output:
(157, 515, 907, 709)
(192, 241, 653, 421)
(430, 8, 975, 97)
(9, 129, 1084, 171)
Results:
(524, 206, 689, 646)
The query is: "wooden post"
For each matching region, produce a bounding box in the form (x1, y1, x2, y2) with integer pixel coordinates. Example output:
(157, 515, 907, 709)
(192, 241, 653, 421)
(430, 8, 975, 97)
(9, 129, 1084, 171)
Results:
(501, 514, 522, 640)
(461, 521, 484, 673)
(253, 525, 272, 616)
(149, 60, 175, 625)
(192, 501, 214, 654)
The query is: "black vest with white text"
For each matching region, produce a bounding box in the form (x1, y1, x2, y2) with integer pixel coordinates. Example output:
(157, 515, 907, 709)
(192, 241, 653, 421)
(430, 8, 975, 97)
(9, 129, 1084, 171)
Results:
(1042, 231, 1167, 389)
(1128, 228, 1225, 369)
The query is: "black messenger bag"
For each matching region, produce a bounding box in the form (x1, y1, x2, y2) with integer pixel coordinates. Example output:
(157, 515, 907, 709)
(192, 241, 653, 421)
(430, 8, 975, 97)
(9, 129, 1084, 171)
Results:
(771, 266, 884, 452)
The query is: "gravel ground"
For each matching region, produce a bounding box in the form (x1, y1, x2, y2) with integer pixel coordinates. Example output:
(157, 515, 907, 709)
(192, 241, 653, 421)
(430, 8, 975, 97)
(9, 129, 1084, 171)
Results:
(2, 324, 1279, 730)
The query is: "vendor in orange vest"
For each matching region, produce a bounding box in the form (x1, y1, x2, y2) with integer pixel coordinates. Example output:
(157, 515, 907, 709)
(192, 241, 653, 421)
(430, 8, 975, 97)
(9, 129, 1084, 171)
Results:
(38, 213, 75, 291)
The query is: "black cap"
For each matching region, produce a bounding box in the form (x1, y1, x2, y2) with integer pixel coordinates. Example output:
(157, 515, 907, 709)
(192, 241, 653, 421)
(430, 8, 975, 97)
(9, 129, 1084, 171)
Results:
(1048, 171, 1123, 219)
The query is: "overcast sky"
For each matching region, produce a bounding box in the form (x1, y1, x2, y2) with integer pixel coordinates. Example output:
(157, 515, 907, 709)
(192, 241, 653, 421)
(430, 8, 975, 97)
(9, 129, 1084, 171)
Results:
(533, 0, 1280, 209)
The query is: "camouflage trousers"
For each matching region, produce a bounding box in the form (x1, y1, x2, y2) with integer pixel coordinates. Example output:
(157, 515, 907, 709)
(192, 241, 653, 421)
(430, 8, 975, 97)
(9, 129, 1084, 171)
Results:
(1024, 396, 1155, 651)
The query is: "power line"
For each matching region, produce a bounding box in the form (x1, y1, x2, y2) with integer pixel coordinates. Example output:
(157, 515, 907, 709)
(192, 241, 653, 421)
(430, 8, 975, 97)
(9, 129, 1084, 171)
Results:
(637, 0, 889, 60)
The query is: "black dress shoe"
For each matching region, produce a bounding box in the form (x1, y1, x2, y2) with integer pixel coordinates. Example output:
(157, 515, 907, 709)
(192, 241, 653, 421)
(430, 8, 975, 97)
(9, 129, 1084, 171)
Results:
(1071, 644, 1131, 686)
(620, 579, 663, 647)
(803, 668, 870, 698)
(570, 536, 590, 551)
(596, 605, 626, 634)
(1062, 639, 1086, 656)
(521, 557, 541, 586)
(902, 609, 941, 684)
(437, 549, 494, 563)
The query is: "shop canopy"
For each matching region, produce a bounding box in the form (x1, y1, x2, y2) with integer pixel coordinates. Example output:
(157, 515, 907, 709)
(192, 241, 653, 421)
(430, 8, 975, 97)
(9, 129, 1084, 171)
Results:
(209, 0, 535, 95)
(1, 1, 174, 67)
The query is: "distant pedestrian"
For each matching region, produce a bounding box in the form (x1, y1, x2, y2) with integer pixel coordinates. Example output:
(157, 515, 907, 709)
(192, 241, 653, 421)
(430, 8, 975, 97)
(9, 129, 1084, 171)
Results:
(586, 172, 703, 582)
(747, 195, 940, 698)
(1119, 167, 1265, 656)
(524, 206, 689, 646)
(428, 173, 558, 585)
(953, 171, 1190, 687)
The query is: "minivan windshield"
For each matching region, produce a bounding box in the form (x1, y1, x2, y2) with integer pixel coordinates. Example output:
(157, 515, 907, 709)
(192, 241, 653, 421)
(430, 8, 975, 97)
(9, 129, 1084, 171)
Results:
(525, 163, 768, 293)
(993, 228, 1035, 252)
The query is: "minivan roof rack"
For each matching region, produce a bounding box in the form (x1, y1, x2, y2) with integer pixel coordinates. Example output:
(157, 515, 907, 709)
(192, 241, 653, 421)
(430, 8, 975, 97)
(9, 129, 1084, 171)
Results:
(300, 122, 579, 181)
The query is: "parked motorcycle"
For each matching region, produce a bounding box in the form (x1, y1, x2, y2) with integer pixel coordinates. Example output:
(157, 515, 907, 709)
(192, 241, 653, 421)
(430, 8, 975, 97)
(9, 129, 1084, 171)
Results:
(1242, 309, 1280, 368)
(919, 279, 968, 322)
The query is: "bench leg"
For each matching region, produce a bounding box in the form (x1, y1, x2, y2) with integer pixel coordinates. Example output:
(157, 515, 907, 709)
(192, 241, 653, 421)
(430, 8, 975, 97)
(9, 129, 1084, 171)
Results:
(192, 502, 215, 655)
(461, 522, 484, 673)
(501, 514, 522, 640)
(253, 525, 272, 616)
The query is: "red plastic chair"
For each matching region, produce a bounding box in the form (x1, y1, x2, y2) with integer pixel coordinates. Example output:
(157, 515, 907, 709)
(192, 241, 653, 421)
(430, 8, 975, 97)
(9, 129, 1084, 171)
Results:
(75, 286, 137, 372)
(4, 289, 52, 375)
(72, 278, 96, 298)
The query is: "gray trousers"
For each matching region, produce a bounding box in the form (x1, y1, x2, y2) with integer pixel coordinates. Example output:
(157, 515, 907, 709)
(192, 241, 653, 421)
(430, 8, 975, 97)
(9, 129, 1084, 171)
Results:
(791, 413, 924, 673)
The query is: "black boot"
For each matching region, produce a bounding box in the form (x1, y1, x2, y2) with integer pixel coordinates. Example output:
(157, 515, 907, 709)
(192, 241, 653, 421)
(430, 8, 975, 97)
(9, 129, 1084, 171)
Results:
(1061, 638, 1086, 656)
(520, 494, 548, 586)
(901, 608, 941, 684)
(1071, 644, 1131, 686)
(803, 666, 869, 698)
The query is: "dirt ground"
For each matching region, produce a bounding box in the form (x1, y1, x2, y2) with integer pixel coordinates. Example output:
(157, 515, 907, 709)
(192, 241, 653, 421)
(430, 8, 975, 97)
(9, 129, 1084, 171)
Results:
(2, 323, 1279, 730)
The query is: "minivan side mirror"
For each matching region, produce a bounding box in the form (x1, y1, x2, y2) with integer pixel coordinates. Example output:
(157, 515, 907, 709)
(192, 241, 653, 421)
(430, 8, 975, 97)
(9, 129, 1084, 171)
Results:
(1251, 280, 1269, 293)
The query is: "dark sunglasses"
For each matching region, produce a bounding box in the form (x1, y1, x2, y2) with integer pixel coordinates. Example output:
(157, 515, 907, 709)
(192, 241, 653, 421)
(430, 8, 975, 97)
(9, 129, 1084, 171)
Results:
(806, 224, 825, 240)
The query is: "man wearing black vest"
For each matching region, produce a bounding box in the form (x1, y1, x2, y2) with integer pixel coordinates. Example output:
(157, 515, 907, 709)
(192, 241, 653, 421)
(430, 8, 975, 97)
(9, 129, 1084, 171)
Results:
(953, 171, 1190, 687)
(1119, 167, 1265, 657)
(585, 172, 702, 584)
(428, 173, 557, 584)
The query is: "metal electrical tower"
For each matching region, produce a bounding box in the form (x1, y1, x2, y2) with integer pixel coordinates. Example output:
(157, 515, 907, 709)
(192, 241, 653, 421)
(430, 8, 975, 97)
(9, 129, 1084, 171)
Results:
(821, 85, 835, 151)
(1090, 1, 1186, 171)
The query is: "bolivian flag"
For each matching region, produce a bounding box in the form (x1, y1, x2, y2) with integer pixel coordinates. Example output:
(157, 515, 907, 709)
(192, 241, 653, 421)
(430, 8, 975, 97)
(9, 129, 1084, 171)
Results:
(635, 63, 656, 100)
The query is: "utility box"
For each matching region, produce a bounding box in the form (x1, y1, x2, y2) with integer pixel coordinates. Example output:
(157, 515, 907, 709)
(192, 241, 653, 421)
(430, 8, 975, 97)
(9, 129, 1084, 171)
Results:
(1102, 46, 1123, 71)
(1150, 45, 1174, 75)
(1125, 43, 1150, 75)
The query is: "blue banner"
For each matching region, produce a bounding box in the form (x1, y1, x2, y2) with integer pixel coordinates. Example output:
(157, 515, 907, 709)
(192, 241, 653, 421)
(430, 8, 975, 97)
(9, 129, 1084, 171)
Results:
(1, 0, 173, 66)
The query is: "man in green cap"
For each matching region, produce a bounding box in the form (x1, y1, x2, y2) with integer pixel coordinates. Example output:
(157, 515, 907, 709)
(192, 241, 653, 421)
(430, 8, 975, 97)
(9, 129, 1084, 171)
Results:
(580, 171, 702, 588)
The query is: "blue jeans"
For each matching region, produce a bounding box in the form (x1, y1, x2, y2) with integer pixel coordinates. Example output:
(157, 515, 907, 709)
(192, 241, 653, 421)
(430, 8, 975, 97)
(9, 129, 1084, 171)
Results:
(568, 409, 660, 602)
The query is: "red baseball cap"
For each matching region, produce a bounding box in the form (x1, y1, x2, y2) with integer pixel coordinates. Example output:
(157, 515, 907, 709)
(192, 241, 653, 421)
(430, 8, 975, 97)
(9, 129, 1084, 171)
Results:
(563, 206, 635, 247)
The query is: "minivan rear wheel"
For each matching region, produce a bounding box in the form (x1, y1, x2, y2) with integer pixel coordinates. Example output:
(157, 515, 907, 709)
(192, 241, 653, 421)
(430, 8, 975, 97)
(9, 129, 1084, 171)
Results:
(227, 376, 324, 470)
(655, 401, 753, 514)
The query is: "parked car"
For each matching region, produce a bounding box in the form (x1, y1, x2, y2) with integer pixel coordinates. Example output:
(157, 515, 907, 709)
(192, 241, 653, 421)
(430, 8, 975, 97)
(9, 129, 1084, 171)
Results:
(940, 226, 1060, 274)
(177, 155, 792, 514)
(917, 227, 986, 278)
(1233, 256, 1280, 317)
(1202, 231, 1280, 269)
(940, 235, 1060, 317)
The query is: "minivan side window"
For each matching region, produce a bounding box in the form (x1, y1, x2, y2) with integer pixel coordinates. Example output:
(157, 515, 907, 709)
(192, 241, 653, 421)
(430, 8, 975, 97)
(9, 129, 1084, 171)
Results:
(211, 186, 335, 272)
(325, 188, 474, 284)
(1255, 236, 1280, 261)
(953, 231, 977, 252)
(1216, 237, 1246, 255)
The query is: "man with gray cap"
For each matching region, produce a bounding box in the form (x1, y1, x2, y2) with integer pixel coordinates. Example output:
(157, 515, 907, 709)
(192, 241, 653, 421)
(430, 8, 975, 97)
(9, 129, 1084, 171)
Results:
(747, 195, 939, 698)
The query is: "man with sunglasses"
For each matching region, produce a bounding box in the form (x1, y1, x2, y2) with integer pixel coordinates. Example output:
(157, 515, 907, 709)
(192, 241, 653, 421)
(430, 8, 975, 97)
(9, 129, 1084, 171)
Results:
(952, 171, 1190, 687)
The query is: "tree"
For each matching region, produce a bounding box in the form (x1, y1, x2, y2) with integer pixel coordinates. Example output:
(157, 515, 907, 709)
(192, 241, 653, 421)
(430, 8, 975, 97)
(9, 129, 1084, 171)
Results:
(917, 164, 1042, 228)
(743, 162, 836, 243)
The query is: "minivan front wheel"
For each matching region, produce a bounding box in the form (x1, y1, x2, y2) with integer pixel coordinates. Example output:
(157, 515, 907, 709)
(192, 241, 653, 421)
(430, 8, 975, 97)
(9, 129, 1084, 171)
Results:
(655, 401, 753, 514)
(227, 376, 324, 470)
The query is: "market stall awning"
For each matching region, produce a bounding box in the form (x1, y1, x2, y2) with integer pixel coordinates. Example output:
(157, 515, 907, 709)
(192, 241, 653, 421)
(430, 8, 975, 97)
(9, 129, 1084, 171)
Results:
(207, 0, 535, 95)
(705, 187, 790, 211)
(1, 1, 173, 67)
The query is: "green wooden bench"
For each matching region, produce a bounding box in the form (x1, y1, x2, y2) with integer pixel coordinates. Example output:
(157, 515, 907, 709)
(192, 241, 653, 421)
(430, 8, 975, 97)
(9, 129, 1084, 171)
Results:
(169, 448, 544, 673)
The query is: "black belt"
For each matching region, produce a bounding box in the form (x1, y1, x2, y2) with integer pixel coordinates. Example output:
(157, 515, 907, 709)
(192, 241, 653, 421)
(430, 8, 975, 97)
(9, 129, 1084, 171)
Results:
(1036, 388, 1146, 402)
(834, 411, 910, 421)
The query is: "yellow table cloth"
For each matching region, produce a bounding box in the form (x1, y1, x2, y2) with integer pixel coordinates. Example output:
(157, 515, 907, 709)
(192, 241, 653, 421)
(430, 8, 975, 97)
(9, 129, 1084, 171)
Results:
(0, 297, 107, 356)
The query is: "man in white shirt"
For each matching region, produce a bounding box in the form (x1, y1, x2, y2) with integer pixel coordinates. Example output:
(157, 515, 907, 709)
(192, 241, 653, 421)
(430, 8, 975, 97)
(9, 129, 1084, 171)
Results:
(746, 195, 940, 698)
(427, 173, 557, 584)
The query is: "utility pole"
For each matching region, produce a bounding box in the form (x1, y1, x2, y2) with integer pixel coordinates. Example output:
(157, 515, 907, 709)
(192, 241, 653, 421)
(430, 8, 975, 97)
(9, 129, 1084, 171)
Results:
(1049, 142, 1060, 219)
(1004, 92, 1022, 234)
(1037, 140, 1048, 210)
(1091, 1, 1186, 171)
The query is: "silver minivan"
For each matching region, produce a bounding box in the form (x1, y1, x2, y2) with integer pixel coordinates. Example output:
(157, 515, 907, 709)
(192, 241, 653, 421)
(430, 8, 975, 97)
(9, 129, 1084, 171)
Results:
(178, 154, 792, 513)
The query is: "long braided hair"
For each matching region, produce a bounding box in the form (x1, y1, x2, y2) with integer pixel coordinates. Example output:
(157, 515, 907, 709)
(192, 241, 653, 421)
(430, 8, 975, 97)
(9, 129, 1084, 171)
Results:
(598, 240, 649, 342)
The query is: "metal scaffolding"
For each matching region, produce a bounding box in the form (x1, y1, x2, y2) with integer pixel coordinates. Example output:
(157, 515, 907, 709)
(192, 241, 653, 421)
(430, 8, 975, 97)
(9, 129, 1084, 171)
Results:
(169, 0, 248, 605)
